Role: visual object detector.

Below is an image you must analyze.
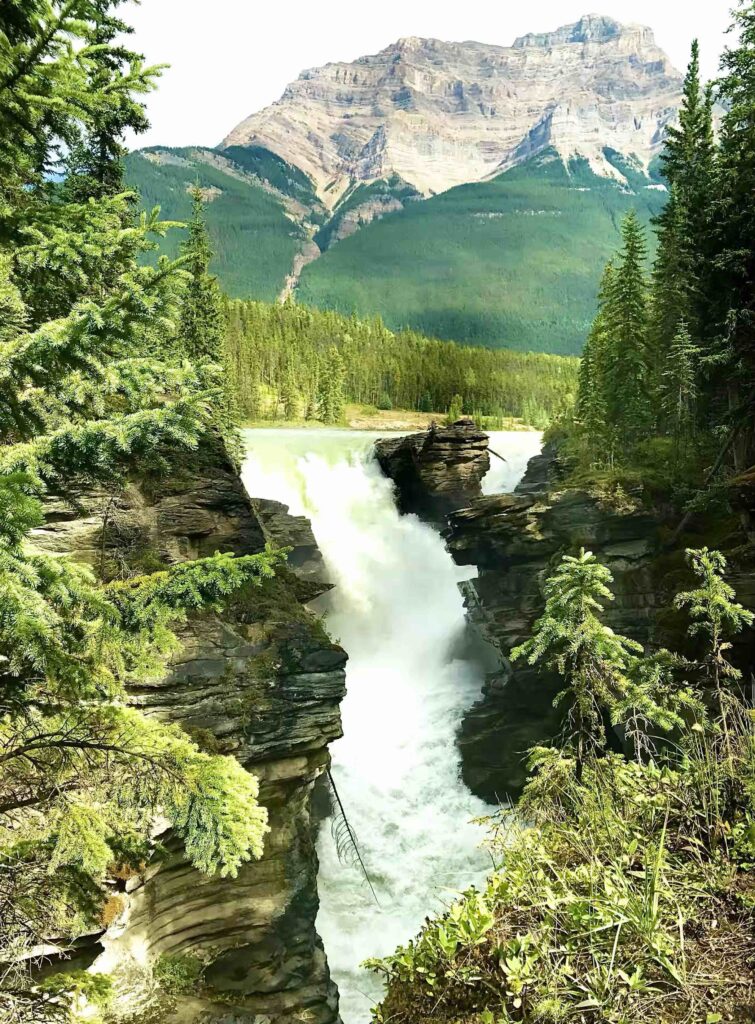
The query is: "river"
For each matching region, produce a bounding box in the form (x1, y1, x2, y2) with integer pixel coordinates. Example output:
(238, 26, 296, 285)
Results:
(241, 428, 541, 1024)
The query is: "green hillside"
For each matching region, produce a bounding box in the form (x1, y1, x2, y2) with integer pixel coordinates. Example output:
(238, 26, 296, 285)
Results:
(125, 145, 667, 355)
(124, 147, 306, 301)
(297, 150, 667, 355)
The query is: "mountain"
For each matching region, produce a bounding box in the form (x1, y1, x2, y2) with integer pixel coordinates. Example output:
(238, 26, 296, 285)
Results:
(125, 15, 681, 354)
(223, 14, 681, 205)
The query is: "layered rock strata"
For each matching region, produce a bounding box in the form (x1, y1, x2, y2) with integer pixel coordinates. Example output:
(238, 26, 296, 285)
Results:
(33, 436, 346, 1024)
(447, 446, 755, 802)
(374, 418, 490, 521)
(222, 15, 682, 204)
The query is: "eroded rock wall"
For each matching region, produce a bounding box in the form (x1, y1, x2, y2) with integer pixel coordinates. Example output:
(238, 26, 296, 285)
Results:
(374, 418, 490, 521)
(34, 435, 346, 1023)
(447, 445, 755, 802)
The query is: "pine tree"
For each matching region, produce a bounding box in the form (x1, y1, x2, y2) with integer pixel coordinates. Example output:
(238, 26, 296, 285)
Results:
(602, 212, 651, 442)
(512, 550, 685, 774)
(649, 42, 714, 410)
(281, 361, 301, 420)
(675, 547, 754, 762)
(318, 346, 346, 423)
(660, 322, 698, 455)
(577, 263, 612, 451)
(706, 3, 755, 465)
(178, 185, 226, 363)
(62, 0, 155, 202)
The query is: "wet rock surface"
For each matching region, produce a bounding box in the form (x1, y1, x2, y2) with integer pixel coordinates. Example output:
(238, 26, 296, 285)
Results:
(374, 418, 490, 521)
(35, 434, 346, 1024)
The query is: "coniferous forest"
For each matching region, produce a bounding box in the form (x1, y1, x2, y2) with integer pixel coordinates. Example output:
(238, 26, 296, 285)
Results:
(223, 299, 578, 427)
(3, 3, 755, 1024)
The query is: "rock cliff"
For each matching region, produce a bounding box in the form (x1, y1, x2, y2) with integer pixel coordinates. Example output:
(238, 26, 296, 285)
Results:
(222, 15, 682, 205)
(374, 419, 490, 521)
(447, 445, 755, 802)
(33, 436, 347, 1023)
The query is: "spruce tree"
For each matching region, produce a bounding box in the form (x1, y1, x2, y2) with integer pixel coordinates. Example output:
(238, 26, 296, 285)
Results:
(602, 211, 650, 442)
(576, 263, 612, 451)
(660, 322, 698, 455)
(675, 547, 754, 760)
(0, 7, 278, 1015)
(281, 362, 301, 420)
(649, 41, 714, 408)
(706, 2, 755, 463)
(318, 346, 346, 423)
(178, 185, 226, 363)
(513, 550, 687, 775)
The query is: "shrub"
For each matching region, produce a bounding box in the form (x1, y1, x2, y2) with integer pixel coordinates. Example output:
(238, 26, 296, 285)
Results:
(153, 953, 204, 995)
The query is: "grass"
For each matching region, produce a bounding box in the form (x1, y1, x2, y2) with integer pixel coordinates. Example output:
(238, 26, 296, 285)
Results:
(297, 149, 666, 356)
(370, 742, 755, 1024)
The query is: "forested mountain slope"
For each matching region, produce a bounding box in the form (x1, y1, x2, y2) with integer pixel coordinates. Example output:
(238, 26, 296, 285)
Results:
(124, 14, 681, 355)
(297, 151, 667, 354)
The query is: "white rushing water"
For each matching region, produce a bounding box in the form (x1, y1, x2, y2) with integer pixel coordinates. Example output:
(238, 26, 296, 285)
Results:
(241, 428, 542, 1024)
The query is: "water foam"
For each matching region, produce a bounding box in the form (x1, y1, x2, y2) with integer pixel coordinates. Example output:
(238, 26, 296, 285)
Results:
(241, 429, 540, 1023)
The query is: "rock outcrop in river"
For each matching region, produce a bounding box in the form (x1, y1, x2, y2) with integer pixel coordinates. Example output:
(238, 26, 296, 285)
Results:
(33, 435, 347, 1023)
(374, 418, 490, 521)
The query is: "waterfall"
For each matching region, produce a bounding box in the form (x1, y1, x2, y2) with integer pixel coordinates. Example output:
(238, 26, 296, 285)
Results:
(241, 428, 542, 1024)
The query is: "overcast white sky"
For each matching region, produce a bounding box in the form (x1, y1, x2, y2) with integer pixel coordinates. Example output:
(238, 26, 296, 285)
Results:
(123, 0, 734, 149)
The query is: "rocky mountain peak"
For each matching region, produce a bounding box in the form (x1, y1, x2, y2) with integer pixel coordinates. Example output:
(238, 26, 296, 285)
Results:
(221, 15, 682, 206)
(513, 14, 634, 48)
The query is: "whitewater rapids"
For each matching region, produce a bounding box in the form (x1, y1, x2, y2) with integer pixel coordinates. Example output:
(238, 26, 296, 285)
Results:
(241, 429, 541, 1024)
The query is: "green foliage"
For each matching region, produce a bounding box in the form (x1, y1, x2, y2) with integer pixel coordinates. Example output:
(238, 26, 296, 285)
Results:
(127, 145, 665, 356)
(660, 322, 698, 457)
(298, 150, 665, 356)
(370, 554, 755, 1024)
(318, 345, 346, 424)
(153, 953, 204, 995)
(512, 550, 692, 768)
(178, 186, 226, 362)
(124, 146, 306, 301)
(447, 394, 464, 424)
(0, 6, 279, 1017)
(224, 299, 578, 426)
(574, 23, 755, 484)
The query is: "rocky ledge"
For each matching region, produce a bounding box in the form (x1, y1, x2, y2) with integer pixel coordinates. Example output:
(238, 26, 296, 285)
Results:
(447, 443, 755, 802)
(374, 418, 490, 521)
(33, 434, 346, 1024)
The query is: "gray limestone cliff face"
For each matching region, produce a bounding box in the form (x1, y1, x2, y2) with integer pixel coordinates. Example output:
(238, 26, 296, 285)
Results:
(447, 444, 755, 802)
(222, 16, 683, 204)
(374, 419, 490, 522)
(33, 435, 346, 1024)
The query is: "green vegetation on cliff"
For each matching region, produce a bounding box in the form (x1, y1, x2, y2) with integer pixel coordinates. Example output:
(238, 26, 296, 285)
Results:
(0, 5, 277, 1018)
(370, 548, 755, 1023)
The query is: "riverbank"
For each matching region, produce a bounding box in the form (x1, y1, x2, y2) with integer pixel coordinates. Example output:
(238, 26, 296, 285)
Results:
(242, 404, 537, 433)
